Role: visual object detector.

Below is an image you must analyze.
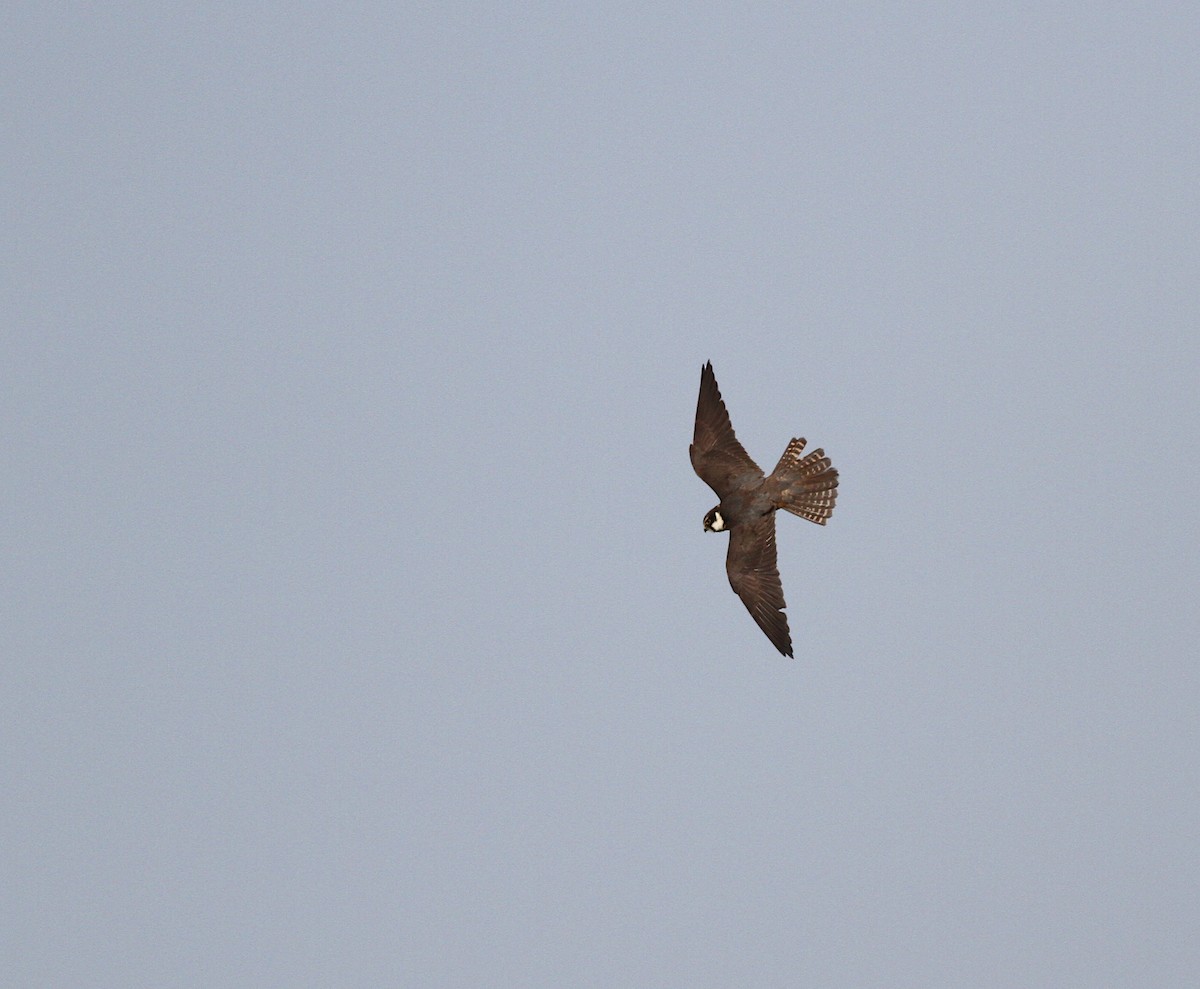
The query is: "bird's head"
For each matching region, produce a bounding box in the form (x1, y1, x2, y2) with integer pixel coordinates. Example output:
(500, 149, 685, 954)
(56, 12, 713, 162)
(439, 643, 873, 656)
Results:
(703, 507, 726, 532)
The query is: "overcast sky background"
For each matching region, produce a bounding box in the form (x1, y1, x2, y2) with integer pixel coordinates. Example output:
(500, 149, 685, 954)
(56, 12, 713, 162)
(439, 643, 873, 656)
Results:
(6, 3, 1198, 986)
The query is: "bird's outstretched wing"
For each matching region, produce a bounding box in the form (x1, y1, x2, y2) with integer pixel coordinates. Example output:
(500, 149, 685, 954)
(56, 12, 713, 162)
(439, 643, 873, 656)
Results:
(690, 361, 763, 499)
(725, 515, 792, 657)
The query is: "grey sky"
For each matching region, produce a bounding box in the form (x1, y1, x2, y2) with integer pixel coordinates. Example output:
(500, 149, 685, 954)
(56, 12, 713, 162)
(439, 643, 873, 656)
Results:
(6, 3, 1198, 986)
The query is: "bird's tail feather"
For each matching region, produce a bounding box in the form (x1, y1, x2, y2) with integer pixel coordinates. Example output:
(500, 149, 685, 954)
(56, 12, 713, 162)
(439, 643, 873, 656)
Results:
(771, 438, 838, 525)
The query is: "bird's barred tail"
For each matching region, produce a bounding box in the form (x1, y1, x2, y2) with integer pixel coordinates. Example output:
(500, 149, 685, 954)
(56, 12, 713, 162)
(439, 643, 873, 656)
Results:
(770, 438, 838, 525)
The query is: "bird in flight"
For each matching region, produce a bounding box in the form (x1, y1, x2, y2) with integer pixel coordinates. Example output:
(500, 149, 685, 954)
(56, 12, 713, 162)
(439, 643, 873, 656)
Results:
(690, 361, 838, 657)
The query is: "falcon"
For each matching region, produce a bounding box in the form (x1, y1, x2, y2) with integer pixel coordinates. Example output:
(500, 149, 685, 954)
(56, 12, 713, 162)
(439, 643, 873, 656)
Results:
(690, 361, 838, 657)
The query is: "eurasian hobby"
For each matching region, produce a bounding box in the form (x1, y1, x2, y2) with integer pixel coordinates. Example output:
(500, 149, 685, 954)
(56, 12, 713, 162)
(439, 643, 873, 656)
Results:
(690, 361, 838, 657)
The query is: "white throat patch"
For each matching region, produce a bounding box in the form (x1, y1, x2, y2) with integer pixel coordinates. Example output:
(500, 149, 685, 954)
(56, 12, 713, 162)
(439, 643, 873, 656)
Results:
(709, 510, 726, 531)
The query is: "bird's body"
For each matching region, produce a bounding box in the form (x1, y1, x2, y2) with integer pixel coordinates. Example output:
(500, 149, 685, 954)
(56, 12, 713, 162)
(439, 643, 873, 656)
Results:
(690, 361, 838, 657)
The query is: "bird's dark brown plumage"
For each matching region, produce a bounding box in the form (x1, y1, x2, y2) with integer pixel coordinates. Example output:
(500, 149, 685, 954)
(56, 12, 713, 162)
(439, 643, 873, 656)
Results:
(690, 362, 763, 496)
(690, 361, 838, 657)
